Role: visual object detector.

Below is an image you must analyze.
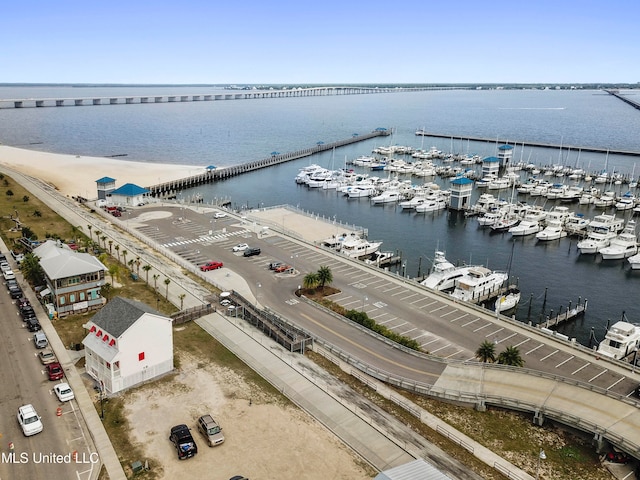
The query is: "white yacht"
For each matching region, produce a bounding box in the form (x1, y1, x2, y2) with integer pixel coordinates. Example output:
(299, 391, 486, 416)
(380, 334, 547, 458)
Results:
(371, 189, 403, 204)
(615, 192, 637, 211)
(536, 206, 570, 241)
(450, 267, 508, 303)
(415, 196, 448, 213)
(628, 252, 640, 270)
(337, 234, 383, 259)
(596, 321, 640, 360)
(509, 218, 541, 237)
(420, 251, 474, 292)
(563, 213, 590, 235)
(600, 220, 638, 260)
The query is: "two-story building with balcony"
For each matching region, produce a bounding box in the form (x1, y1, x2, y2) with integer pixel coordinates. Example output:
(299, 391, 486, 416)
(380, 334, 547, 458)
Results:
(32, 240, 107, 317)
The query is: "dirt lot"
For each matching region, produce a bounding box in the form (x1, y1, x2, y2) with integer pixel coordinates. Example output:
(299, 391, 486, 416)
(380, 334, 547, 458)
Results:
(123, 353, 374, 480)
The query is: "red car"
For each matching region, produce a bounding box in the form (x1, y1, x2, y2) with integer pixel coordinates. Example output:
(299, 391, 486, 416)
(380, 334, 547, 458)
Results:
(274, 264, 291, 273)
(46, 362, 64, 381)
(200, 261, 223, 272)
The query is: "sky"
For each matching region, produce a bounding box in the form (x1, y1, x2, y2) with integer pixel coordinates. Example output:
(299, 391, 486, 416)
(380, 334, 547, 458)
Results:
(3, 0, 640, 85)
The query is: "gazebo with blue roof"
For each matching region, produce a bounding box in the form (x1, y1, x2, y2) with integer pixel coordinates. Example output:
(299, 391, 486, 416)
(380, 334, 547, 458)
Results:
(95, 176, 117, 200)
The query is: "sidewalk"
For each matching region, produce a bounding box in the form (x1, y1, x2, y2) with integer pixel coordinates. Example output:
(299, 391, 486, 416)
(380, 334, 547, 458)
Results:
(197, 311, 531, 479)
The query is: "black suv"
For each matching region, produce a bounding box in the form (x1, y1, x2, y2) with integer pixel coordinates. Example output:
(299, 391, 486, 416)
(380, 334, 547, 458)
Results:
(26, 318, 41, 332)
(169, 424, 198, 460)
(243, 247, 261, 257)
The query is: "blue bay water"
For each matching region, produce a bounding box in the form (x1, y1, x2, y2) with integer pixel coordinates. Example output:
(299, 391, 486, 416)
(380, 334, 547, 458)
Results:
(1, 86, 640, 345)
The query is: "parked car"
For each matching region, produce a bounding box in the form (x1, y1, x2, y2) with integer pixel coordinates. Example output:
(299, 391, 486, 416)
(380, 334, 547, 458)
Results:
(46, 362, 64, 380)
(54, 383, 75, 402)
(213, 212, 227, 218)
(229, 476, 249, 480)
(200, 261, 223, 271)
(26, 318, 41, 332)
(20, 305, 36, 320)
(3, 269, 15, 280)
(39, 350, 57, 364)
(232, 243, 249, 252)
(243, 247, 261, 257)
(268, 262, 283, 270)
(0, 261, 11, 272)
(169, 424, 198, 459)
(274, 264, 291, 273)
(197, 414, 225, 447)
(9, 286, 23, 298)
(34, 331, 48, 349)
(17, 404, 43, 436)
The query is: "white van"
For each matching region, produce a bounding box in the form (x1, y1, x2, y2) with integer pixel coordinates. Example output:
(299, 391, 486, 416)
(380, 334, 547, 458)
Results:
(34, 332, 48, 349)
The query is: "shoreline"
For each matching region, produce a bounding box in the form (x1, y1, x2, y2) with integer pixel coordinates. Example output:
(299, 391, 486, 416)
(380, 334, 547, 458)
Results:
(0, 145, 199, 198)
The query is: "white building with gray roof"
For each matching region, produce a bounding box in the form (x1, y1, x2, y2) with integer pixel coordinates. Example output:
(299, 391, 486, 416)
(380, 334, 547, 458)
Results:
(83, 296, 174, 395)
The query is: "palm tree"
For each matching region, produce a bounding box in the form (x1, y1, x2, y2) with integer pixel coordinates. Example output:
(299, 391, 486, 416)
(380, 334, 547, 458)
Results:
(316, 265, 333, 291)
(143, 264, 152, 284)
(164, 277, 171, 299)
(122, 250, 128, 266)
(71, 225, 82, 243)
(114, 244, 120, 261)
(127, 259, 135, 273)
(179, 293, 186, 310)
(303, 272, 320, 291)
(497, 346, 525, 367)
(135, 257, 141, 276)
(153, 274, 160, 291)
(108, 240, 113, 254)
(100, 235, 107, 248)
(108, 264, 120, 286)
(20, 253, 43, 284)
(475, 341, 496, 363)
(87, 224, 92, 241)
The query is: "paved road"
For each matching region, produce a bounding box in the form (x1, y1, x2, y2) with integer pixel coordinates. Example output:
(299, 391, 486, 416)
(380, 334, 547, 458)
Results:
(138, 205, 640, 398)
(0, 254, 97, 480)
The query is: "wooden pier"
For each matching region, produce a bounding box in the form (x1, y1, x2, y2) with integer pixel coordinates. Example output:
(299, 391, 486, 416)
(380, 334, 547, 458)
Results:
(605, 89, 640, 111)
(537, 298, 588, 329)
(416, 130, 640, 157)
(146, 128, 391, 198)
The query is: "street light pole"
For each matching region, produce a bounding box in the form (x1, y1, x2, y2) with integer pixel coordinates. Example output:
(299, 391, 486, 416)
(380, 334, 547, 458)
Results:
(535, 448, 546, 479)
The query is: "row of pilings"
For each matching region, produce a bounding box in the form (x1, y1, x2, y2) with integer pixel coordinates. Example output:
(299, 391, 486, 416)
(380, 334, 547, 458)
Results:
(146, 128, 392, 198)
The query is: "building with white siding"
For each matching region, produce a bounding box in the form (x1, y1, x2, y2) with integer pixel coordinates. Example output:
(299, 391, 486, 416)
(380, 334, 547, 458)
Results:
(82, 296, 174, 395)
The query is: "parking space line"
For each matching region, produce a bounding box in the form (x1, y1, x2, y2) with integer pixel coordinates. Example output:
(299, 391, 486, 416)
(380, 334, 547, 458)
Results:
(526, 344, 544, 355)
(555, 356, 574, 368)
(540, 350, 558, 361)
(485, 328, 504, 338)
(461, 318, 479, 327)
(572, 363, 590, 375)
(400, 327, 416, 336)
(608, 378, 625, 390)
(446, 350, 464, 359)
(431, 344, 451, 354)
(449, 313, 469, 323)
(589, 369, 608, 383)
(472, 323, 491, 332)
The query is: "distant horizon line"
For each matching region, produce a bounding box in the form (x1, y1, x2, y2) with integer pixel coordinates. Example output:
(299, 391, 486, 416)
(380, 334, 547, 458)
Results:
(1, 82, 639, 88)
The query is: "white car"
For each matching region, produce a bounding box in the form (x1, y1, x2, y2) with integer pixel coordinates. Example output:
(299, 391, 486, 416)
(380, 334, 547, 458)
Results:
(3, 269, 15, 280)
(214, 212, 227, 219)
(232, 243, 249, 252)
(0, 261, 10, 272)
(54, 383, 75, 402)
(17, 404, 43, 436)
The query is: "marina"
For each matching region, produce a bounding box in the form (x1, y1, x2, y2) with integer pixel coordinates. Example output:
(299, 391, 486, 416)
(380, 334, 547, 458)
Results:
(2, 86, 640, 347)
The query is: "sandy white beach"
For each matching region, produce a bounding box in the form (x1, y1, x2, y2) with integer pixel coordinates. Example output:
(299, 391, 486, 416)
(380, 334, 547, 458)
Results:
(0, 145, 198, 197)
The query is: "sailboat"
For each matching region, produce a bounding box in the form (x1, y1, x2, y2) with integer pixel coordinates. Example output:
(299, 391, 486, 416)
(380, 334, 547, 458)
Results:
(495, 243, 520, 314)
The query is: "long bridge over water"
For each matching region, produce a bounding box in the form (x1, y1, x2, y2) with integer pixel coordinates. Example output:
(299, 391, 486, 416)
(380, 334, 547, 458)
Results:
(0, 85, 466, 109)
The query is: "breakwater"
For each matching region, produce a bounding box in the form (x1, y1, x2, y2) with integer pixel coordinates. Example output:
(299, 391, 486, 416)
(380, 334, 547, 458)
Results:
(146, 128, 391, 198)
(416, 130, 640, 157)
